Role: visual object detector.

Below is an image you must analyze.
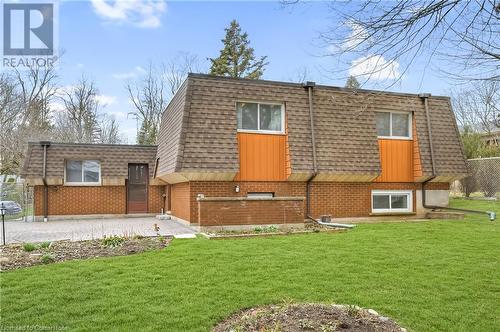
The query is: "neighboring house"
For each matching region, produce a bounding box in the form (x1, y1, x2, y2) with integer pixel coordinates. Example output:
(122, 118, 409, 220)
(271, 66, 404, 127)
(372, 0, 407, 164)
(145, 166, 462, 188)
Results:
(22, 74, 467, 228)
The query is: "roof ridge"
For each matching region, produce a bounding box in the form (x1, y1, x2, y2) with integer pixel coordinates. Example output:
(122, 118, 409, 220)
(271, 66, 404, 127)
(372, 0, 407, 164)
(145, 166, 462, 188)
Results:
(187, 73, 450, 99)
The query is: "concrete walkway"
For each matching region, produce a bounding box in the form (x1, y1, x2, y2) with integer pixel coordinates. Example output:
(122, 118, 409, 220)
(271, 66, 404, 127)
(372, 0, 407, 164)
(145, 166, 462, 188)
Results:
(1, 217, 197, 244)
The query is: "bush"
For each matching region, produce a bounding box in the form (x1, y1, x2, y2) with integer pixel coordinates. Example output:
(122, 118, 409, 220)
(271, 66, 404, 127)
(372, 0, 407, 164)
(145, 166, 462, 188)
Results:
(40, 253, 55, 264)
(39, 241, 51, 249)
(102, 235, 125, 248)
(22, 243, 36, 252)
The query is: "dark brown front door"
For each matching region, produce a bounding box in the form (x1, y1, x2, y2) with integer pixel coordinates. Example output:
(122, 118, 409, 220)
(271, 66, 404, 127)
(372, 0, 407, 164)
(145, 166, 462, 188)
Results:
(127, 164, 148, 213)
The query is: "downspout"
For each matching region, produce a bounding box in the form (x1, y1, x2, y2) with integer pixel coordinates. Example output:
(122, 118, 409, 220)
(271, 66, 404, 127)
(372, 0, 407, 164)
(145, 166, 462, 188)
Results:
(418, 94, 495, 221)
(40, 141, 51, 222)
(303, 82, 354, 229)
(304, 81, 317, 220)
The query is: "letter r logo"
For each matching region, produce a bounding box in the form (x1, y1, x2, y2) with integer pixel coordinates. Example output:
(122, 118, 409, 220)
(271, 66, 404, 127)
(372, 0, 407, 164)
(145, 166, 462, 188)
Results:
(3, 3, 54, 56)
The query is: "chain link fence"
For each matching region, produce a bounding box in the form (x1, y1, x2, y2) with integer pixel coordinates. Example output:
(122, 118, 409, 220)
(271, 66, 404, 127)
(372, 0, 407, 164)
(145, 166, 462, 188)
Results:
(451, 157, 500, 198)
(0, 179, 34, 221)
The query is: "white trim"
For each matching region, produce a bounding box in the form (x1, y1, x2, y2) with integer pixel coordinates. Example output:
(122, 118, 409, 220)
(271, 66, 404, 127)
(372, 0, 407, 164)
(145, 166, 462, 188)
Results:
(376, 111, 412, 139)
(371, 190, 412, 213)
(64, 160, 101, 186)
(236, 101, 285, 135)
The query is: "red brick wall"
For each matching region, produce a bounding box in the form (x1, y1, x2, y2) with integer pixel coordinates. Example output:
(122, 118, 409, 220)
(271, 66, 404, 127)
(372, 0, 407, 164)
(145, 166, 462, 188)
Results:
(35, 185, 164, 216)
(170, 182, 191, 221)
(148, 186, 165, 214)
(168, 181, 451, 223)
(198, 198, 304, 226)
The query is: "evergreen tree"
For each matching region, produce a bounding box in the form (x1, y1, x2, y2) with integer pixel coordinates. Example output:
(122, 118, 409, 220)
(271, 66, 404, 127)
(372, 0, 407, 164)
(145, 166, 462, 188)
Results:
(209, 20, 268, 79)
(345, 75, 360, 89)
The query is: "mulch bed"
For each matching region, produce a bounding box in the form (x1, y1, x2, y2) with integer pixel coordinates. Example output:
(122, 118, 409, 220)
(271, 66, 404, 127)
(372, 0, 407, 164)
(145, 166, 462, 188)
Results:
(204, 228, 348, 239)
(0, 236, 171, 271)
(212, 303, 406, 332)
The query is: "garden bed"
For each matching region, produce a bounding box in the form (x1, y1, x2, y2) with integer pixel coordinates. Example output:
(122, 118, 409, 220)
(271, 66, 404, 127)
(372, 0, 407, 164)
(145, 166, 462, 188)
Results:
(213, 303, 406, 332)
(202, 226, 348, 239)
(0, 236, 171, 271)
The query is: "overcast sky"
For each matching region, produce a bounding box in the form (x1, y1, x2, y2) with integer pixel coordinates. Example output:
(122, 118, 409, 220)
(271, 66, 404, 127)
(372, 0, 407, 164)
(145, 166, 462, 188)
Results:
(56, 0, 457, 143)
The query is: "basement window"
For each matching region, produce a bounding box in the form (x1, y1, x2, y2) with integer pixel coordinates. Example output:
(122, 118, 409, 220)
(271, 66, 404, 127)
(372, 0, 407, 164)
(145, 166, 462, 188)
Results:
(372, 190, 412, 213)
(247, 192, 275, 199)
(237, 102, 285, 134)
(376, 112, 411, 139)
(65, 160, 101, 185)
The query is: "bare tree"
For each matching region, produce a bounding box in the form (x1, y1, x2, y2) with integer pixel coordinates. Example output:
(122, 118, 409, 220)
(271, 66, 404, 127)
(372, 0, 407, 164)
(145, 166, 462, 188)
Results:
(98, 115, 122, 144)
(127, 53, 201, 144)
(14, 66, 58, 128)
(0, 74, 21, 174)
(56, 77, 101, 143)
(126, 63, 167, 145)
(290, 1, 499, 83)
(163, 52, 200, 96)
(0, 67, 59, 174)
(452, 80, 500, 134)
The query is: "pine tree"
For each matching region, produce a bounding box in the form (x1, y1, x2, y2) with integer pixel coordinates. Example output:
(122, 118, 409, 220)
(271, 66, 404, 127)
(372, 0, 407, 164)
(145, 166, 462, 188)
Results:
(345, 75, 360, 89)
(209, 20, 268, 79)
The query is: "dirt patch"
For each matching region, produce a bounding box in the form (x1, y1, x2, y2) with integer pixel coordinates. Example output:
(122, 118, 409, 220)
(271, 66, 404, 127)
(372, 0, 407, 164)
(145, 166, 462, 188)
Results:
(212, 303, 406, 332)
(0, 236, 171, 271)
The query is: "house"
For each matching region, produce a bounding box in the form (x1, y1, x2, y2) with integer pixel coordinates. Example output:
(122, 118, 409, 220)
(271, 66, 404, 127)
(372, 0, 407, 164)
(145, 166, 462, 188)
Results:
(22, 74, 467, 228)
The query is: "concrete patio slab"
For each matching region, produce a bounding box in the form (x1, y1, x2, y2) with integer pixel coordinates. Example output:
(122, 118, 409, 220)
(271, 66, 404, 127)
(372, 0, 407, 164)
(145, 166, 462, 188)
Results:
(1, 217, 197, 244)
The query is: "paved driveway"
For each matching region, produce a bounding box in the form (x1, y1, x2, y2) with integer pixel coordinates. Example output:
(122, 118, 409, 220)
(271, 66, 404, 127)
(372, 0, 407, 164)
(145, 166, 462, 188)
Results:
(1, 217, 196, 244)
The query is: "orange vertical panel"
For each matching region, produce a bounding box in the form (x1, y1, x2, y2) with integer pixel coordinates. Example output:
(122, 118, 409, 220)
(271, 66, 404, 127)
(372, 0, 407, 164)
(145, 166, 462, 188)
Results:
(375, 139, 414, 182)
(235, 133, 288, 181)
(412, 119, 423, 178)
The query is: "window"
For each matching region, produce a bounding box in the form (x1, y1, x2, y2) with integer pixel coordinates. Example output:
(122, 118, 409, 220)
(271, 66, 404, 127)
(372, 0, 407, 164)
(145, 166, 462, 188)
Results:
(375, 112, 411, 138)
(237, 102, 284, 133)
(247, 192, 275, 199)
(372, 190, 412, 213)
(65, 160, 101, 185)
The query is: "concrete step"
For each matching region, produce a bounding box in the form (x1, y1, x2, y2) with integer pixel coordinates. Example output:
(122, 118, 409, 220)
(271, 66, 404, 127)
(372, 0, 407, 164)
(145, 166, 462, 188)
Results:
(426, 211, 465, 219)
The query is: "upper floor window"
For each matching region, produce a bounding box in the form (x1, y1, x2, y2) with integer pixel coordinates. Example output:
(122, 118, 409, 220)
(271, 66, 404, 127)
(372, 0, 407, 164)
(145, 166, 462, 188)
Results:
(376, 111, 411, 139)
(65, 160, 101, 185)
(237, 102, 284, 134)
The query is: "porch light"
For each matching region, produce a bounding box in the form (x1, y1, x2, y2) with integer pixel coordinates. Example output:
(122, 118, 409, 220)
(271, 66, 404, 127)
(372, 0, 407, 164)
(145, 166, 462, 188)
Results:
(234, 185, 240, 193)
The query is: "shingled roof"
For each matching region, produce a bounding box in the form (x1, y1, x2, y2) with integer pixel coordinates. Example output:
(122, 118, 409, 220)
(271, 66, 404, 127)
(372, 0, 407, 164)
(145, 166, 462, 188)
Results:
(22, 142, 158, 185)
(156, 73, 467, 181)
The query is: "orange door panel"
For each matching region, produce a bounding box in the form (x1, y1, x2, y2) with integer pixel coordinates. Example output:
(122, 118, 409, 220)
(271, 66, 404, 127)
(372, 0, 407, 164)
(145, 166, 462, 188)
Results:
(236, 133, 288, 181)
(375, 139, 414, 182)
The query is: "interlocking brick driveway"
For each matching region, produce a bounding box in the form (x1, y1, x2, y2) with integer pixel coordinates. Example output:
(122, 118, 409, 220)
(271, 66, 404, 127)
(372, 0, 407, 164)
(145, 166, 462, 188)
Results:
(1, 217, 196, 244)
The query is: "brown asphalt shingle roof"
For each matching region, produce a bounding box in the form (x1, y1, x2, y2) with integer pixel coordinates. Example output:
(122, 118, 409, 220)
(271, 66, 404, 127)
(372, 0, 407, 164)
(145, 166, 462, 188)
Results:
(156, 74, 467, 178)
(22, 142, 157, 179)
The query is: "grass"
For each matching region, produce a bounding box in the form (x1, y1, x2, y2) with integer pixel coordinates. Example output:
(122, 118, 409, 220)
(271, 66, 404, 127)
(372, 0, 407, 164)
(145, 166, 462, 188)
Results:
(1, 199, 499, 332)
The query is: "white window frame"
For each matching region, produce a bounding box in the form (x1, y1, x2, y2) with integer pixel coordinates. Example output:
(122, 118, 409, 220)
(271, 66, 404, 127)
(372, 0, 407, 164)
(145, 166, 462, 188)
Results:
(371, 190, 412, 213)
(376, 111, 412, 140)
(64, 160, 101, 186)
(236, 101, 285, 135)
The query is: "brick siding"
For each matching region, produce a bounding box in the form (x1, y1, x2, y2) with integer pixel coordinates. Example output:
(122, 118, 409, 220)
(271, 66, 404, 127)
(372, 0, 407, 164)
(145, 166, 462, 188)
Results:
(34, 185, 164, 216)
(169, 181, 451, 223)
(197, 198, 304, 226)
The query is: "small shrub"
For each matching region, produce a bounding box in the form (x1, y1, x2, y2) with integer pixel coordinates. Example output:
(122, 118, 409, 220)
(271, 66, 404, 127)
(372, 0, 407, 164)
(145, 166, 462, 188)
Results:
(102, 235, 125, 248)
(266, 225, 279, 233)
(40, 253, 55, 264)
(346, 305, 360, 318)
(254, 227, 263, 233)
(23, 243, 36, 252)
(39, 241, 51, 249)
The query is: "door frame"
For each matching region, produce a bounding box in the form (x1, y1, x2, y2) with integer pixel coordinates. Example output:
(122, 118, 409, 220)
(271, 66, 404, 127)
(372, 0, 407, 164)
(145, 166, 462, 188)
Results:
(126, 163, 149, 214)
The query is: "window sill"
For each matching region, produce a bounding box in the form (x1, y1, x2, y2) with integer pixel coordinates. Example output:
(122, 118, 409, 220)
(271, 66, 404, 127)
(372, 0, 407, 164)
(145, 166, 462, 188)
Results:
(237, 130, 285, 136)
(377, 136, 412, 140)
(64, 183, 102, 187)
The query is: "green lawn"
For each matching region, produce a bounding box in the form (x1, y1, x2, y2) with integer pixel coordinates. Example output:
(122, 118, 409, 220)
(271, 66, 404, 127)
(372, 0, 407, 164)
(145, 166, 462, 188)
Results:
(1, 199, 499, 332)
